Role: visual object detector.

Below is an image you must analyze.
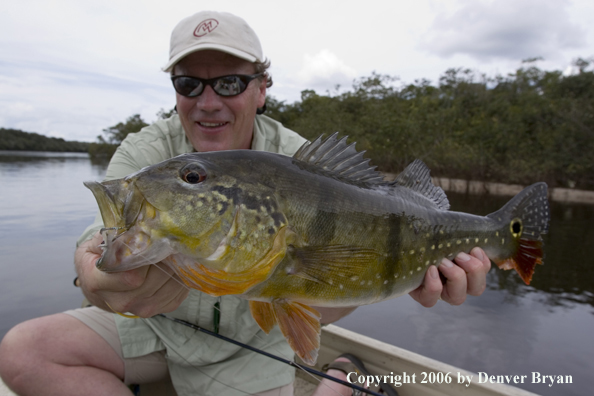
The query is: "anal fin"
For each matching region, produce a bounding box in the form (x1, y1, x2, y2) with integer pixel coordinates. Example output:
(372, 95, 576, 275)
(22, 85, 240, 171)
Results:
(249, 301, 277, 334)
(272, 300, 321, 365)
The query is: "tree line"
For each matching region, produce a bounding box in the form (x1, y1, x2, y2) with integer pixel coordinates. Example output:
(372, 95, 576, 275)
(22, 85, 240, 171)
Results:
(0, 128, 89, 152)
(266, 58, 594, 190)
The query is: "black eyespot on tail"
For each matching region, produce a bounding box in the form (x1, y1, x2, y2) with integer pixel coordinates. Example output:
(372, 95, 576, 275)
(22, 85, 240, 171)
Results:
(180, 163, 207, 184)
(511, 218, 523, 236)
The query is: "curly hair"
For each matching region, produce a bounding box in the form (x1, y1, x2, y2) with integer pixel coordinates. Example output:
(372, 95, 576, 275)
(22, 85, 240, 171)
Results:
(255, 58, 273, 88)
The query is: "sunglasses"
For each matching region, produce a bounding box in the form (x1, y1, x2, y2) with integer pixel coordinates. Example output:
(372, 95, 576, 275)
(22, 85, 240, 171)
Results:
(171, 73, 264, 97)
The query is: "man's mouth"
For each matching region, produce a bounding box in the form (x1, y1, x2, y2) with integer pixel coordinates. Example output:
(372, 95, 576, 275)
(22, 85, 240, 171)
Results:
(198, 121, 228, 127)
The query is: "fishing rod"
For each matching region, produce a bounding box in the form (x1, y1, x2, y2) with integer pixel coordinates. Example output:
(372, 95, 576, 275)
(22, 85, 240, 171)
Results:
(157, 313, 385, 396)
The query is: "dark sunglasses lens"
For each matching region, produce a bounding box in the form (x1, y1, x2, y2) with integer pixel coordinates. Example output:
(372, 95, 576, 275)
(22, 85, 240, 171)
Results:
(174, 77, 204, 97)
(213, 76, 248, 96)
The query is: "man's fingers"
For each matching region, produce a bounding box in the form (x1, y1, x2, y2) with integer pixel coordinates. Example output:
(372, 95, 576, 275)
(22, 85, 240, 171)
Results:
(102, 264, 188, 317)
(454, 248, 490, 296)
(409, 266, 442, 307)
(439, 258, 468, 305)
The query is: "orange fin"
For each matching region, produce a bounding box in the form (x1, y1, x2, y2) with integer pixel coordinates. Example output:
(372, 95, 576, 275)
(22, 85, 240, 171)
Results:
(495, 237, 543, 285)
(272, 300, 321, 365)
(249, 301, 277, 334)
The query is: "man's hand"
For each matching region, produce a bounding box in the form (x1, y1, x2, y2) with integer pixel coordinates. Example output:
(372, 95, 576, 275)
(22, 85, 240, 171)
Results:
(409, 247, 491, 307)
(74, 231, 189, 317)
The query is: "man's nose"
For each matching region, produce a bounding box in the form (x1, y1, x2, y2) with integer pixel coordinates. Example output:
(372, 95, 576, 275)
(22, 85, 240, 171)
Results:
(195, 85, 223, 112)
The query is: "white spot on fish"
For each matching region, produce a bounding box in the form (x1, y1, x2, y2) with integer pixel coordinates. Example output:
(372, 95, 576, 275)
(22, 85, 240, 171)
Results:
(409, 250, 415, 255)
(502, 238, 505, 244)
(409, 270, 413, 275)
(384, 280, 388, 285)
(328, 279, 333, 285)
(375, 273, 381, 278)
(420, 247, 425, 253)
(484, 238, 488, 243)
(339, 284, 343, 290)
(367, 280, 372, 286)
(456, 240, 461, 245)
(425, 260, 430, 266)
(438, 244, 443, 249)
(350, 276, 359, 281)
(447, 243, 451, 247)
(475, 238, 479, 243)
(417, 267, 422, 271)
(361, 280, 365, 286)
(465, 238, 469, 243)
(394, 273, 399, 278)
(440, 230, 444, 234)
(197, 201, 203, 207)
(431, 245, 435, 250)
(496, 231, 499, 236)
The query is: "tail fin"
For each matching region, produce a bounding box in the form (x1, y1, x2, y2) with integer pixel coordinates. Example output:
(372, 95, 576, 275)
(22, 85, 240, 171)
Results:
(487, 182, 550, 284)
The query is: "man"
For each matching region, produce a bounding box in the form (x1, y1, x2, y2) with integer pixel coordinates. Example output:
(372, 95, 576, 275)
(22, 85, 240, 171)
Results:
(0, 11, 490, 396)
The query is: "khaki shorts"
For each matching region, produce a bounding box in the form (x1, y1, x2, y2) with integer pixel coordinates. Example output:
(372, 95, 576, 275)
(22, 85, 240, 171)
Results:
(64, 306, 293, 396)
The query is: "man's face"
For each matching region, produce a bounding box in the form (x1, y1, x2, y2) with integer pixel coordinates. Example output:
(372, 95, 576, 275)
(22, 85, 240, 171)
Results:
(174, 50, 266, 152)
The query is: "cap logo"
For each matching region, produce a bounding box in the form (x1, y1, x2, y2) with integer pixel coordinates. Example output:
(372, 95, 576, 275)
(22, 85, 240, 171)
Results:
(194, 19, 219, 37)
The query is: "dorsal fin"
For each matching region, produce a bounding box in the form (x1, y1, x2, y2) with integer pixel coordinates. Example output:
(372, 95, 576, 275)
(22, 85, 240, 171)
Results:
(393, 159, 450, 210)
(292, 133, 387, 187)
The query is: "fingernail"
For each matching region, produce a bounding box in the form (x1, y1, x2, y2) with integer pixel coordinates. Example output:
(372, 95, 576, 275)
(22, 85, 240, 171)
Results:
(441, 258, 454, 268)
(472, 247, 484, 261)
(430, 266, 438, 279)
(457, 252, 471, 261)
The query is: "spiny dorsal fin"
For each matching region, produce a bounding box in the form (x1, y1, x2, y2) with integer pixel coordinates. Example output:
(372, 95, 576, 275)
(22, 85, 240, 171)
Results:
(393, 159, 450, 210)
(292, 133, 387, 187)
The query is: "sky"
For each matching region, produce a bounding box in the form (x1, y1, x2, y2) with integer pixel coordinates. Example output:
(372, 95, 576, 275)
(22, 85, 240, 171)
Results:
(1, 0, 592, 142)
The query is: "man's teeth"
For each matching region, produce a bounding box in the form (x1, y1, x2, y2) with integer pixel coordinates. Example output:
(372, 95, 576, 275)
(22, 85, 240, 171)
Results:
(199, 122, 226, 127)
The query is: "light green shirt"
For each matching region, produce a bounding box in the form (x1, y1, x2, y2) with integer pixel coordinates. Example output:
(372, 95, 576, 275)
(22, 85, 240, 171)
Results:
(78, 114, 307, 396)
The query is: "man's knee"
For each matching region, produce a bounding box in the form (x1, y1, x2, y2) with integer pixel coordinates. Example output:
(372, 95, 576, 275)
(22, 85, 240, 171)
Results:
(0, 313, 124, 387)
(0, 318, 43, 388)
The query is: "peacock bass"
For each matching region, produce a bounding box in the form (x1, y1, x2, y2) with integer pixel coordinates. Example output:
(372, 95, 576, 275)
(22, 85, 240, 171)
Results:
(85, 133, 550, 365)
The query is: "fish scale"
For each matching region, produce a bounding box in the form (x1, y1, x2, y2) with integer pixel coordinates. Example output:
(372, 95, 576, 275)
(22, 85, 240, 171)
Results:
(85, 133, 550, 365)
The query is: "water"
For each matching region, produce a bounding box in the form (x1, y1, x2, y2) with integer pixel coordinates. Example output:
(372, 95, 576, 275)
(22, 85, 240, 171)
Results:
(1, 151, 592, 396)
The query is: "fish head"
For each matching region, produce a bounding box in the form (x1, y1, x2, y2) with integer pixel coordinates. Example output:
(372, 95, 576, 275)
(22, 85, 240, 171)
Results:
(85, 153, 288, 279)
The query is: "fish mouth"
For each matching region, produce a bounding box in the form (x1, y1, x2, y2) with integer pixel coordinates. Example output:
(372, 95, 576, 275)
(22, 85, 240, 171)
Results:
(84, 180, 171, 272)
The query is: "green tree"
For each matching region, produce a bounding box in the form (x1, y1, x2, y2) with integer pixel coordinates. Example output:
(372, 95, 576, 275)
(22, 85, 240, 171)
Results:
(98, 114, 149, 145)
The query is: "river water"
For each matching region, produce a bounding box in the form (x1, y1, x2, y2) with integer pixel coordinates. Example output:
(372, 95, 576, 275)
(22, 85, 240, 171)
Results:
(0, 151, 592, 396)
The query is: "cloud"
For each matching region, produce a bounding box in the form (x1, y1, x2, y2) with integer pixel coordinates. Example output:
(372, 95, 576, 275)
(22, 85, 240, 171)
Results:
(0, 59, 173, 141)
(421, 0, 587, 61)
(296, 50, 357, 92)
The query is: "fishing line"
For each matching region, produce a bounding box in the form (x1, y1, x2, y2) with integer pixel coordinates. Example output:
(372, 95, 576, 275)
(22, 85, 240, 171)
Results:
(157, 313, 383, 396)
(148, 261, 339, 394)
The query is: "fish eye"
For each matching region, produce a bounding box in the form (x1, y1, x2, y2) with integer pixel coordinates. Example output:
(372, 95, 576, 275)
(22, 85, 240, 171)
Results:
(510, 218, 523, 237)
(180, 163, 207, 184)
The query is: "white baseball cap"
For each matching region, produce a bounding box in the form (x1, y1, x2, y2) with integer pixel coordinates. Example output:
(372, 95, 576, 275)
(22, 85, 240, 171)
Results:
(162, 11, 264, 72)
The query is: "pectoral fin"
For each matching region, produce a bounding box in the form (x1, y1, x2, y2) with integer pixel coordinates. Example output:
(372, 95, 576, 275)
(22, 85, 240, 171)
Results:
(249, 301, 277, 334)
(272, 300, 321, 365)
(288, 245, 381, 285)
